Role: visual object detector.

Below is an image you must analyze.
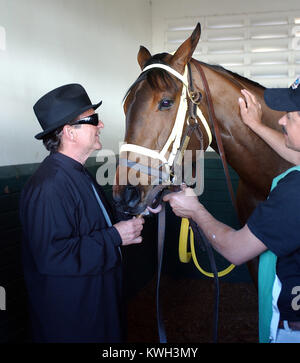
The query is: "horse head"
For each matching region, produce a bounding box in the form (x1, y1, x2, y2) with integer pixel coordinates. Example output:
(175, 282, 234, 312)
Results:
(113, 24, 209, 216)
(113, 20, 290, 218)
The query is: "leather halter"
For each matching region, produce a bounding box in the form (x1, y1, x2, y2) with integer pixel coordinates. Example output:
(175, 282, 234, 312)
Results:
(119, 63, 212, 184)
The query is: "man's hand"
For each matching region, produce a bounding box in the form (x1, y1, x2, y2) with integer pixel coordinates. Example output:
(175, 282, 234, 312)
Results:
(114, 217, 145, 246)
(163, 185, 203, 220)
(239, 89, 263, 130)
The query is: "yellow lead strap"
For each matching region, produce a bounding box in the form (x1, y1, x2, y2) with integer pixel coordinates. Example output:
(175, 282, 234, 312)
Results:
(179, 218, 235, 278)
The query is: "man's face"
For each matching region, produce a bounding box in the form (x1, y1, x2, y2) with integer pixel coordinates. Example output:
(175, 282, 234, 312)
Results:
(73, 108, 104, 154)
(279, 111, 300, 151)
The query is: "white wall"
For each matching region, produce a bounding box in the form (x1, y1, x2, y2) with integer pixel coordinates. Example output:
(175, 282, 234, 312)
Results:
(0, 0, 152, 166)
(151, 0, 300, 52)
(2, 0, 300, 167)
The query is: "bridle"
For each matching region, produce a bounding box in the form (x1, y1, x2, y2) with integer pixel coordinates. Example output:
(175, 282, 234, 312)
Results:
(118, 60, 239, 343)
(119, 59, 238, 214)
(119, 62, 213, 186)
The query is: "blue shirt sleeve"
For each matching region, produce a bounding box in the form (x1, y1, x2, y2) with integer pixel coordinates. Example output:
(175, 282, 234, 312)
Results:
(247, 171, 300, 257)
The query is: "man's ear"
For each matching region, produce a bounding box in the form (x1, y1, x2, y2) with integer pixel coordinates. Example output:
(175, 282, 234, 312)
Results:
(63, 125, 76, 142)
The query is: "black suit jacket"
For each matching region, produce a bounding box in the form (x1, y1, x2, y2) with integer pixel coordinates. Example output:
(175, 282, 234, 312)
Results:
(19, 152, 124, 342)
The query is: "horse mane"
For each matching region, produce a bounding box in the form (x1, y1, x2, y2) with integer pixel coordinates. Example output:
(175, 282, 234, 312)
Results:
(196, 60, 265, 91)
(124, 54, 265, 102)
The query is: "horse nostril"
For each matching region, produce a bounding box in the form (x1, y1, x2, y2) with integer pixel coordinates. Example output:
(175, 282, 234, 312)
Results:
(112, 186, 122, 204)
(123, 185, 141, 208)
(113, 193, 122, 204)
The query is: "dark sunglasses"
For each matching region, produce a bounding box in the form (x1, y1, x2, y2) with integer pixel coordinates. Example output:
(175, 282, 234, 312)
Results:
(70, 113, 99, 126)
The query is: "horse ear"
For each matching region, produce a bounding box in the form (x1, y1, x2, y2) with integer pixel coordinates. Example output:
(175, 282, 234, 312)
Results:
(170, 23, 201, 73)
(137, 46, 152, 70)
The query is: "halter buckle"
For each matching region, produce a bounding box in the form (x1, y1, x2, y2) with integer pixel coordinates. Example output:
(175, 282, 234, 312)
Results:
(189, 90, 202, 105)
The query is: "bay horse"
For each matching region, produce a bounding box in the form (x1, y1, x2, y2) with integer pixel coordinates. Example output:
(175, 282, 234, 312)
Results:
(113, 23, 292, 283)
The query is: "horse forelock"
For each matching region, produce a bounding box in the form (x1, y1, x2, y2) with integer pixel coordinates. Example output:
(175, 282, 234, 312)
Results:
(123, 53, 179, 102)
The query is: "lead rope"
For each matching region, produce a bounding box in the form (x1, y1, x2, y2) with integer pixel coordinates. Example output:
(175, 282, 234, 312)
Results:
(156, 203, 167, 343)
(189, 219, 220, 343)
(153, 185, 181, 343)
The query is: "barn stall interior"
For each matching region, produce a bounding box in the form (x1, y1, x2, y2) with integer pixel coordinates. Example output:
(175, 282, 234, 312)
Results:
(1, 0, 300, 344)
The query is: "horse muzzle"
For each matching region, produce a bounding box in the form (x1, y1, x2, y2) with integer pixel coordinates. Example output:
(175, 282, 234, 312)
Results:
(113, 184, 181, 216)
(113, 184, 145, 215)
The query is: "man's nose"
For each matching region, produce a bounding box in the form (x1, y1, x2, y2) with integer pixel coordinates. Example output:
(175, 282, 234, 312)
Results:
(278, 115, 286, 125)
(98, 121, 104, 129)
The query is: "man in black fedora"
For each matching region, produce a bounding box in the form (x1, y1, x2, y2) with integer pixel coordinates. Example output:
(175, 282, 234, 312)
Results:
(19, 84, 144, 342)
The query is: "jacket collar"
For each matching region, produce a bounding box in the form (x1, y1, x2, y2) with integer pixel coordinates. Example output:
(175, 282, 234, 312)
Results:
(50, 152, 85, 171)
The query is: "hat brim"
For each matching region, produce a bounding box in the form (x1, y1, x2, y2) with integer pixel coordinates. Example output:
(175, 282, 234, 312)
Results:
(34, 100, 102, 140)
(264, 88, 298, 112)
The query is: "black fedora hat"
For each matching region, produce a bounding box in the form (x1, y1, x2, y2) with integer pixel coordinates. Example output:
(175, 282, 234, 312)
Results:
(34, 83, 102, 140)
(264, 76, 300, 112)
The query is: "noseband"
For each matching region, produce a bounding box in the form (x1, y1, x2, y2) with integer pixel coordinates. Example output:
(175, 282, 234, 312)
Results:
(119, 62, 213, 185)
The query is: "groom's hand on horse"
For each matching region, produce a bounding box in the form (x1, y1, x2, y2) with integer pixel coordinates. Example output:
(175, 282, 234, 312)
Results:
(163, 184, 203, 220)
(239, 89, 263, 131)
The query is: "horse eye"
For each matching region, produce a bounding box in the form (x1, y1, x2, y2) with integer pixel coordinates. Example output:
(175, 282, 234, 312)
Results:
(158, 99, 174, 111)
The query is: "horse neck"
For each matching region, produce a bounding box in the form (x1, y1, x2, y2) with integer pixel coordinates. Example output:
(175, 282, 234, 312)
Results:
(191, 59, 291, 196)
